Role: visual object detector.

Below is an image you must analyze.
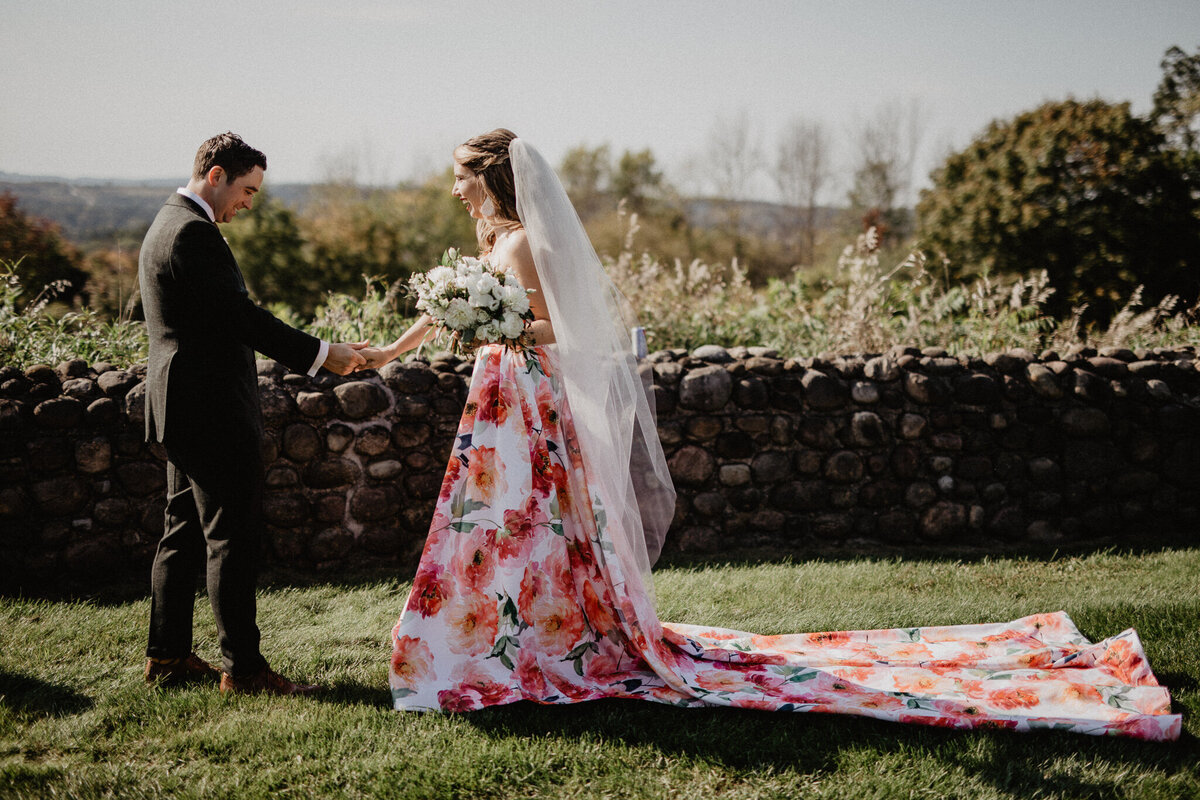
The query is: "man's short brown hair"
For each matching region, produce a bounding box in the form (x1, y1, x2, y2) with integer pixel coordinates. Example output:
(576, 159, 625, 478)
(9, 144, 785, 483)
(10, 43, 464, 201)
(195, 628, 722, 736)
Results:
(192, 132, 267, 182)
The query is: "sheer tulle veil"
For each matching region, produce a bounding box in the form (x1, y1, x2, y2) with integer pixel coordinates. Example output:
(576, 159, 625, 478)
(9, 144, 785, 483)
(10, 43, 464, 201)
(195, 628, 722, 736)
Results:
(510, 138, 676, 587)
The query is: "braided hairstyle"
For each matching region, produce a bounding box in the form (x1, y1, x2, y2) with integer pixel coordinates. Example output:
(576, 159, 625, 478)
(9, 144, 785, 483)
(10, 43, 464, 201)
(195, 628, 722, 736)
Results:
(453, 128, 520, 254)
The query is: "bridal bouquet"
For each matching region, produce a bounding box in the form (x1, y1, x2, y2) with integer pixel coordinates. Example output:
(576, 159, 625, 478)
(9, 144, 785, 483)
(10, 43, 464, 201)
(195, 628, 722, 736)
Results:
(408, 249, 535, 357)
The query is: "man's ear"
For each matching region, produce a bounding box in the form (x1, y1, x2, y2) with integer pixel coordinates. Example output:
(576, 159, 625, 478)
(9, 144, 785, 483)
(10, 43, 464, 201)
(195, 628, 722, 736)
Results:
(206, 166, 226, 186)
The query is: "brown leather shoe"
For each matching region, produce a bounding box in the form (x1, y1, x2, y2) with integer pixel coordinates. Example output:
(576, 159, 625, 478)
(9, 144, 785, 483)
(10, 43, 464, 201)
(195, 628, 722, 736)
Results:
(219, 666, 320, 697)
(145, 652, 221, 687)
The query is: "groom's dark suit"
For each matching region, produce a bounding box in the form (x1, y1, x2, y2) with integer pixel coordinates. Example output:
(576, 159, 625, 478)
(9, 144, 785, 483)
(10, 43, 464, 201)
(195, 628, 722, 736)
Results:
(140, 193, 320, 676)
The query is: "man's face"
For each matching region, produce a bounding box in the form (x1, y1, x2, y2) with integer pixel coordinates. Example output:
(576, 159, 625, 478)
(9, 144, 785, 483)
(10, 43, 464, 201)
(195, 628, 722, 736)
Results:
(208, 165, 263, 224)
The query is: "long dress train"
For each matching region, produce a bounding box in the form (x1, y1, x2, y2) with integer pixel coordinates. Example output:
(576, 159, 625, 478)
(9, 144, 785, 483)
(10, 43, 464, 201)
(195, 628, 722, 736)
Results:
(389, 344, 1180, 742)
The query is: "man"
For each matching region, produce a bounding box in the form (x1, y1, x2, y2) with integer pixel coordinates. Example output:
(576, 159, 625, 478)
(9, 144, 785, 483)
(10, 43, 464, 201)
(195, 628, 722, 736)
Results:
(139, 132, 366, 695)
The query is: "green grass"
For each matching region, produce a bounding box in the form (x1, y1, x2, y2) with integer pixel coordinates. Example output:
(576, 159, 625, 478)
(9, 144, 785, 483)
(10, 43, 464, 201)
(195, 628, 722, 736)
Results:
(2, 550, 1197, 799)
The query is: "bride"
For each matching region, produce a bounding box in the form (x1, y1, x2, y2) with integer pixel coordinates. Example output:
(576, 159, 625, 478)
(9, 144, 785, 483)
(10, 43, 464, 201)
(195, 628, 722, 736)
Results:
(356, 129, 1178, 741)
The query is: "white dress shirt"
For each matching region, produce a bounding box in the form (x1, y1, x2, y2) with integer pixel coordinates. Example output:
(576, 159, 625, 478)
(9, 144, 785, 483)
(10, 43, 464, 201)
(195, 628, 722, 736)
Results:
(176, 188, 328, 377)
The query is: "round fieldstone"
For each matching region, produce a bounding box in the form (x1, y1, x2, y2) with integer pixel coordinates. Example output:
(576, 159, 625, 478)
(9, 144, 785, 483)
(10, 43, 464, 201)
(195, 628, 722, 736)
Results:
(74, 438, 112, 474)
(796, 417, 839, 450)
(314, 494, 347, 523)
(801, 370, 848, 410)
(124, 382, 147, 428)
(745, 357, 782, 377)
(770, 481, 828, 511)
(823, 450, 864, 483)
(263, 493, 309, 526)
(685, 416, 724, 441)
(404, 451, 434, 471)
(62, 378, 99, 401)
(920, 501, 967, 540)
(33, 397, 84, 429)
(898, 413, 927, 440)
(333, 381, 388, 419)
(310, 527, 353, 562)
(719, 464, 752, 487)
(1073, 370, 1110, 402)
(354, 425, 392, 457)
(0, 487, 28, 518)
(379, 361, 436, 393)
(864, 356, 899, 382)
(349, 486, 402, 522)
(652, 361, 684, 387)
(891, 446, 920, 478)
(692, 492, 727, 516)
(1024, 364, 1063, 399)
(326, 424, 354, 453)
(903, 373, 949, 405)
(282, 423, 323, 462)
(116, 461, 166, 496)
(397, 396, 434, 418)
(905, 482, 937, 508)
(751, 451, 791, 484)
(1146, 379, 1172, 400)
(266, 466, 299, 488)
(257, 378, 296, 424)
(304, 458, 361, 489)
(405, 473, 443, 499)
(368, 459, 404, 480)
(667, 445, 714, 486)
(878, 510, 917, 542)
(851, 381, 880, 404)
(1028, 457, 1062, 484)
(297, 391, 335, 418)
(734, 376, 770, 409)
(31, 476, 89, 515)
(392, 423, 431, 449)
(97, 369, 139, 399)
(678, 366, 732, 411)
(849, 411, 887, 447)
(1087, 357, 1129, 378)
(691, 345, 733, 363)
(93, 497, 131, 525)
(86, 397, 120, 425)
(1060, 407, 1110, 437)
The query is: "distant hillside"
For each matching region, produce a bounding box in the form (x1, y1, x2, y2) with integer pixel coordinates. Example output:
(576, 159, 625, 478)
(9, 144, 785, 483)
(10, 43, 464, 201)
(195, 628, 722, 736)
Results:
(2, 172, 846, 245)
(0, 176, 313, 241)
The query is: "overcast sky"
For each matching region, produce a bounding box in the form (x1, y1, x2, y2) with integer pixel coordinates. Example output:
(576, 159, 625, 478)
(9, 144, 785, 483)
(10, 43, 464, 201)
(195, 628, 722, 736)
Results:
(2, 1, 1196, 202)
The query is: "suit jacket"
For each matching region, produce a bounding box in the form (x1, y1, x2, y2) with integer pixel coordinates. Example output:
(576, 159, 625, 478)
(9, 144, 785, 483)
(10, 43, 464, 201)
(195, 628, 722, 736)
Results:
(138, 194, 320, 445)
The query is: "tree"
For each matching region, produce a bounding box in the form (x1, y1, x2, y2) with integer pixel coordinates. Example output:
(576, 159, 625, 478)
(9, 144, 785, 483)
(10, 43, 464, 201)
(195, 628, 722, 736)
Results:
(703, 111, 764, 244)
(611, 149, 664, 213)
(0, 192, 87, 308)
(224, 189, 316, 312)
(1151, 45, 1200, 153)
(775, 118, 833, 266)
(916, 98, 1200, 321)
(559, 144, 611, 221)
(846, 100, 924, 244)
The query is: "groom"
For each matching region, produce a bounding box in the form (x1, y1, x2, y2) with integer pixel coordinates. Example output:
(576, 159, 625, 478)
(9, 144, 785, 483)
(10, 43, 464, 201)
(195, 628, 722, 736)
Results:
(139, 132, 366, 695)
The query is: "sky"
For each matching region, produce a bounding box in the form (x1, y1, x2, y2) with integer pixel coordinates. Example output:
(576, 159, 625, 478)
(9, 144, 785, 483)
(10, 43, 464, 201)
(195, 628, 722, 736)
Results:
(2, 1, 1197, 203)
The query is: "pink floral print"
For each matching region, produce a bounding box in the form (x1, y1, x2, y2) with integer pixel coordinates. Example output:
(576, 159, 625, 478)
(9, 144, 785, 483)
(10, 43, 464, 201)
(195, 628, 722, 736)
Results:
(389, 344, 1181, 741)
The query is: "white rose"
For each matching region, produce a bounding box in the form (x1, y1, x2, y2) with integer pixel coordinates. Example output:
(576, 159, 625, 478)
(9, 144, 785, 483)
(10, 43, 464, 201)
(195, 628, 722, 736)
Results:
(501, 285, 531, 315)
(499, 311, 524, 340)
(467, 272, 501, 311)
(443, 297, 477, 331)
(475, 321, 501, 343)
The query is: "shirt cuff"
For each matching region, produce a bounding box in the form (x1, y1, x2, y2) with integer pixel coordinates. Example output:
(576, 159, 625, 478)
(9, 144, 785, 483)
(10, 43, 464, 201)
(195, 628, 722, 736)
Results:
(307, 340, 329, 377)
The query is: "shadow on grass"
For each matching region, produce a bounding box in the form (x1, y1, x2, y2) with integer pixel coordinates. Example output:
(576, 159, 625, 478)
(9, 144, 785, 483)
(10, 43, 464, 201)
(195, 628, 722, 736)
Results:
(454, 699, 1197, 793)
(0, 670, 94, 718)
(5, 540, 1197, 603)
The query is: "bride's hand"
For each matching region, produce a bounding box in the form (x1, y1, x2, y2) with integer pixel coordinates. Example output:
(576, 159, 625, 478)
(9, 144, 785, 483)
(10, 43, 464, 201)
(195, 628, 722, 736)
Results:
(354, 347, 390, 371)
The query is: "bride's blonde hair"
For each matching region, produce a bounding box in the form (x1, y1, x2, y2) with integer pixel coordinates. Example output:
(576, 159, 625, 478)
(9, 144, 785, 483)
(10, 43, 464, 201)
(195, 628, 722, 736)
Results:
(454, 128, 520, 254)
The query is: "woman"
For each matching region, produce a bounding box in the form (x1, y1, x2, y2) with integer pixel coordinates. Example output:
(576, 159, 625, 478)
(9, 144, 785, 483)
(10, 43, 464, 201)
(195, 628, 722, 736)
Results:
(358, 129, 1179, 741)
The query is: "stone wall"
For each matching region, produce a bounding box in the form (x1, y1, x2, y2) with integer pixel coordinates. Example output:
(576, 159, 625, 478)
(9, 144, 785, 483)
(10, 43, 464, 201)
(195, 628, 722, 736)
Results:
(2, 344, 1198, 591)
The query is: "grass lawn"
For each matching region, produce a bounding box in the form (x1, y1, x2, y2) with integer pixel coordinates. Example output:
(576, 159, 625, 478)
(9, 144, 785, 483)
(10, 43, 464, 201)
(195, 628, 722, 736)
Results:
(2, 549, 1197, 799)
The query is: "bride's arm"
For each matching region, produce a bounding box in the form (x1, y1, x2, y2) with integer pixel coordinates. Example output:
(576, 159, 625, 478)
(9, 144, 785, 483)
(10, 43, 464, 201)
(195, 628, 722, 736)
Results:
(506, 231, 555, 346)
(357, 314, 437, 370)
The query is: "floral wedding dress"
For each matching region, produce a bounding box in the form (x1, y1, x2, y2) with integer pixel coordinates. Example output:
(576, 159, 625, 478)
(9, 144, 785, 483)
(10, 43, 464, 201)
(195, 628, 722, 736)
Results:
(388, 343, 1180, 742)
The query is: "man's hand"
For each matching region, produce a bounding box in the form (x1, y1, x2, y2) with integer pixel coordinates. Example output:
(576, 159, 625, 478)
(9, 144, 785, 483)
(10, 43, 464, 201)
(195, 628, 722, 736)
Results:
(323, 341, 369, 375)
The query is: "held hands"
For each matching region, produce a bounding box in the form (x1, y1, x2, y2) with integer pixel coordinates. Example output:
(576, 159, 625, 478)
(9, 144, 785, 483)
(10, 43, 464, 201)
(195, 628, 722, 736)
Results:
(322, 341, 370, 375)
(353, 347, 391, 372)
